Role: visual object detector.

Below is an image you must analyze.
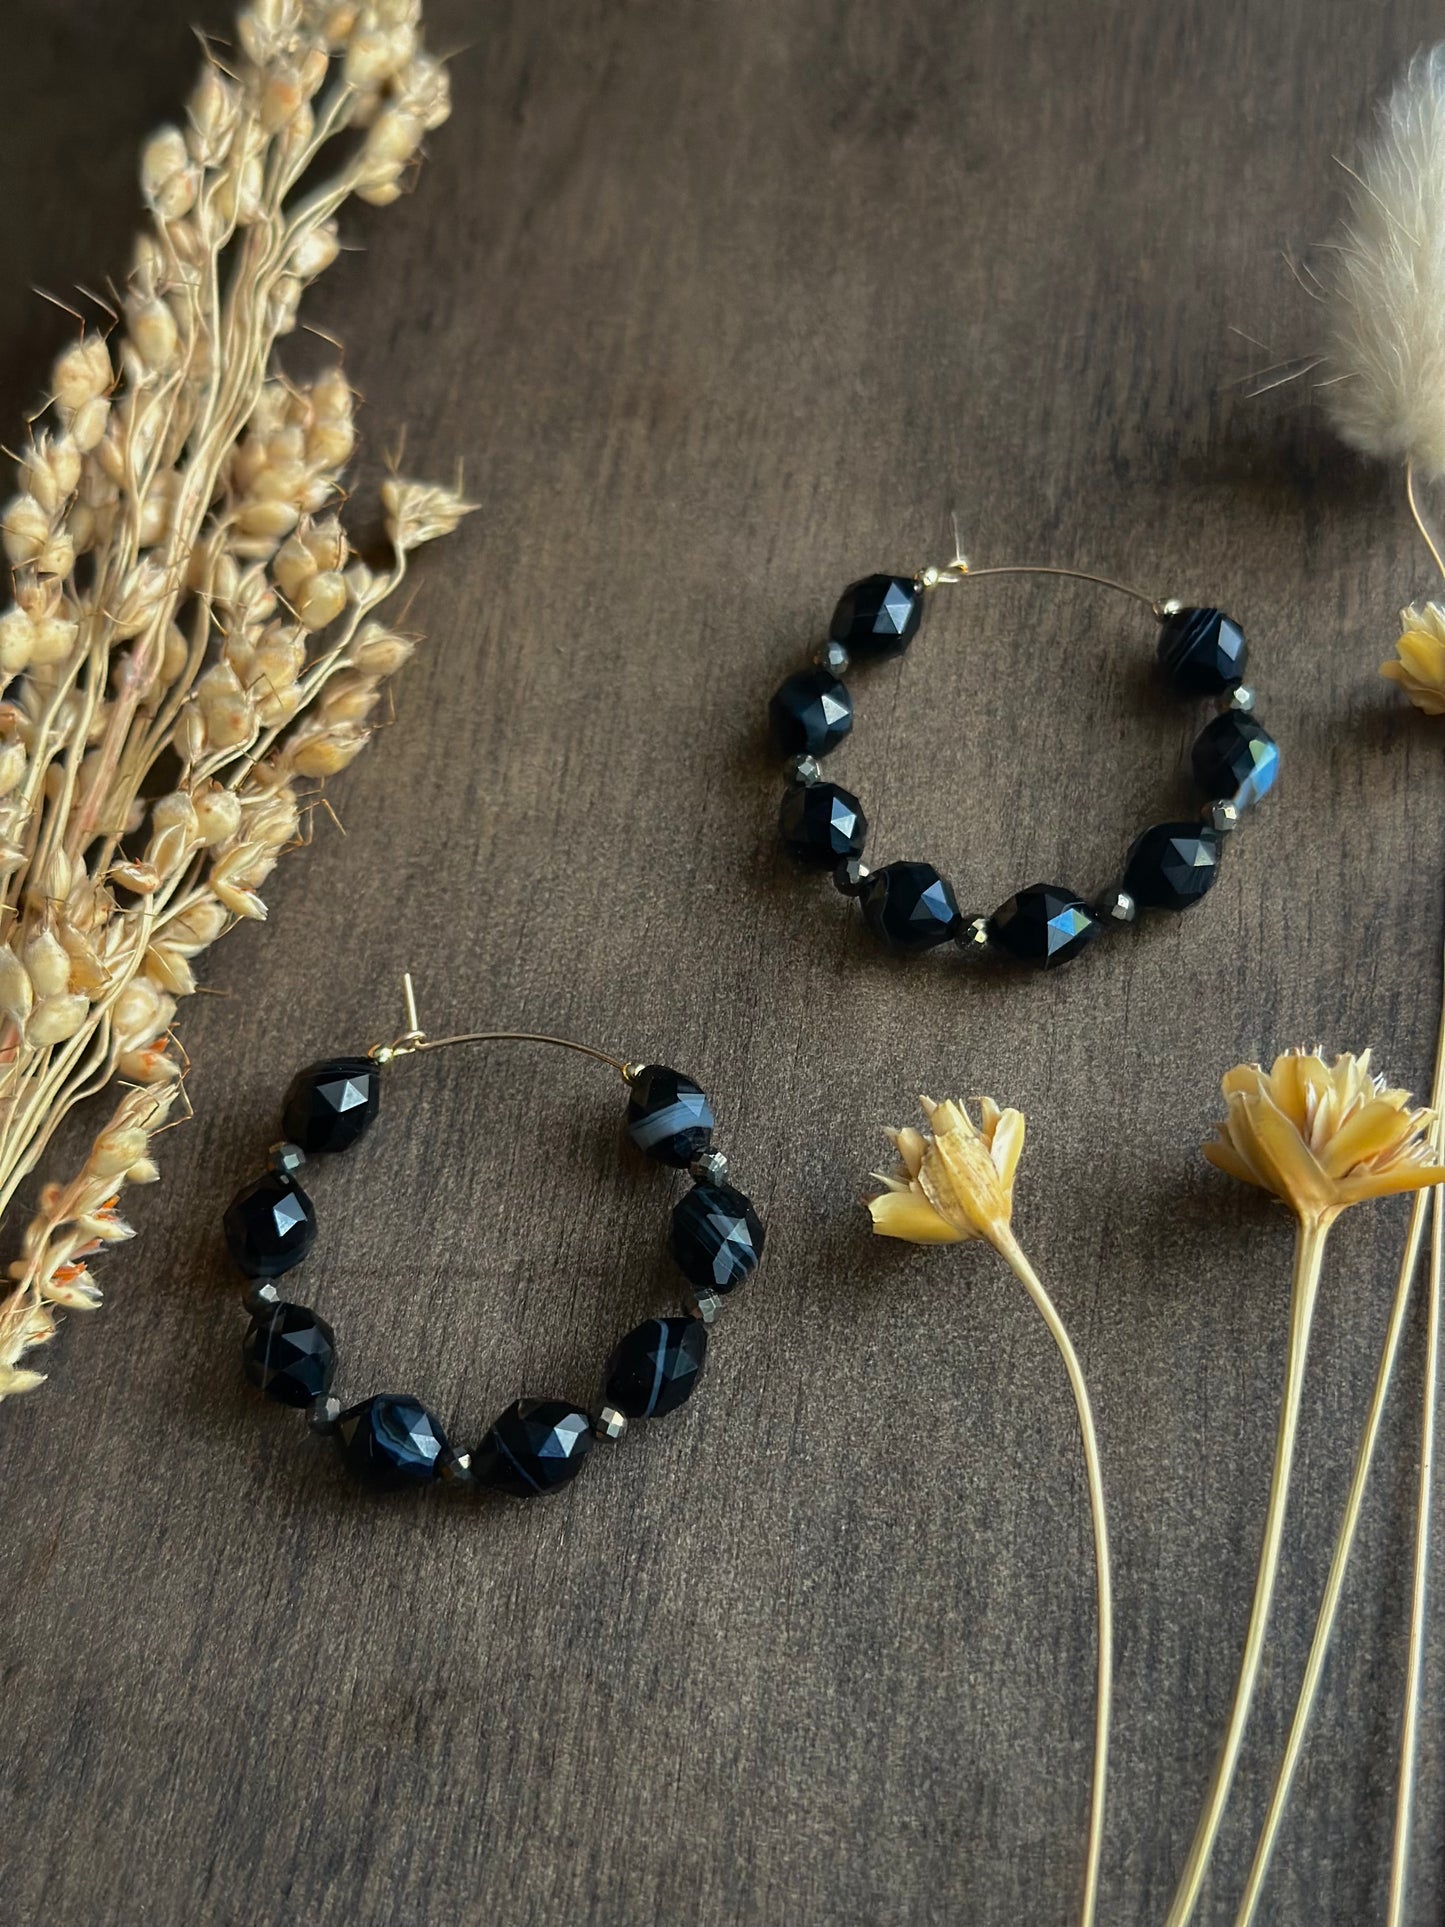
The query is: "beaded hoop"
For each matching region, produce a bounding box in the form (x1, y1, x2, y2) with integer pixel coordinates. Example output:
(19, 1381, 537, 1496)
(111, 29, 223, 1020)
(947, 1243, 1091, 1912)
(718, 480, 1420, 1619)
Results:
(767, 557, 1279, 969)
(223, 981, 766, 1496)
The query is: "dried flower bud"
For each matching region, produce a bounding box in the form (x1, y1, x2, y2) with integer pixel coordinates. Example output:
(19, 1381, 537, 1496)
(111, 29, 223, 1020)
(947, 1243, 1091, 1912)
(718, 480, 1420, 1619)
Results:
(110, 558, 171, 641)
(211, 846, 269, 921)
(167, 897, 229, 947)
(869, 1096, 1027, 1250)
(2, 496, 53, 568)
(0, 738, 26, 798)
(112, 979, 167, 1044)
(187, 67, 241, 166)
(381, 477, 476, 553)
(294, 570, 347, 630)
(91, 1125, 152, 1179)
(291, 222, 341, 282)
(130, 297, 182, 375)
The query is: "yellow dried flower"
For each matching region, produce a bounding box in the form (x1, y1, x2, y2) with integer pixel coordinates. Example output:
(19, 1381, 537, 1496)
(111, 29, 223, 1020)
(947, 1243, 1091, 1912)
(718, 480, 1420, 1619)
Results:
(868, 1094, 1026, 1249)
(1382, 602, 1445, 713)
(1203, 1048, 1445, 1226)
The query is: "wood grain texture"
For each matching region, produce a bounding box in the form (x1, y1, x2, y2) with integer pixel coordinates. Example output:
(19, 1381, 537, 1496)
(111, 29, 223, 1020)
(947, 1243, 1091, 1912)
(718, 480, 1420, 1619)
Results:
(2, 1, 1444, 1921)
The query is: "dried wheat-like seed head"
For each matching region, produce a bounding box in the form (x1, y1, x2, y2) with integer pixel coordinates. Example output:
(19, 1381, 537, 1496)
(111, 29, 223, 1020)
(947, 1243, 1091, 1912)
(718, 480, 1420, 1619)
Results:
(0, 0, 472, 1401)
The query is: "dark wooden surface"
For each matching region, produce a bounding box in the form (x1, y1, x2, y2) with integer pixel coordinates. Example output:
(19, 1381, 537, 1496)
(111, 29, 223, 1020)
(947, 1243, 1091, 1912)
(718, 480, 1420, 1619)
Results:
(3, 2, 1445, 1922)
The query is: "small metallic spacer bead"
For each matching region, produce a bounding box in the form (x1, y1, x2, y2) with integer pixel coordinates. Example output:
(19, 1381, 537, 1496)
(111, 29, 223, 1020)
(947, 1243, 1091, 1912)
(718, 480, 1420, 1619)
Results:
(813, 639, 850, 674)
(833, 856, 870, 897)
(1153, 597, 1183, 620)
(690, 1148, 730, 1184)
(439, 1446, 474, 1486)
(1095, 887, 1138, 926)
(593, 1406, 628, 1443)
(685, 1287, 725, 1326)
(622, 1062, 646, 1085)
(1220, 684, 1255, 714)
(244, 1280, 282, 1314)
(1205, 799, 1241, 835)
(786, 753, 821, 786)
(956, 915, 991, 950)
(267, 1139, 307, 1176)
(309, 1393, 342, 1435)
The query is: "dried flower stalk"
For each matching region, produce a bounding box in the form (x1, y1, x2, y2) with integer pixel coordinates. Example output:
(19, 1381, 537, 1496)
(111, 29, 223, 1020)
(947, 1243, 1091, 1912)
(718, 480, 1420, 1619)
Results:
(0, 0, 473, 1402)
(869, 1096, 1113, 1927)
(1165, 1051, 1445, 1927)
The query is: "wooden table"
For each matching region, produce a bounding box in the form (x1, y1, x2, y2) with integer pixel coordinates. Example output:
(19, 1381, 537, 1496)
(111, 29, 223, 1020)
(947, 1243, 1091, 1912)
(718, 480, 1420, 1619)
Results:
(3, 2, 1443, 1921)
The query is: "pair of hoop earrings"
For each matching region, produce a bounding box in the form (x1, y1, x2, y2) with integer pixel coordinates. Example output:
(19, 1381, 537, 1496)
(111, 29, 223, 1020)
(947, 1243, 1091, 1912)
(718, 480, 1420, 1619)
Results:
(223, 977, 765, 1497)
(768, 548, 1279, 968)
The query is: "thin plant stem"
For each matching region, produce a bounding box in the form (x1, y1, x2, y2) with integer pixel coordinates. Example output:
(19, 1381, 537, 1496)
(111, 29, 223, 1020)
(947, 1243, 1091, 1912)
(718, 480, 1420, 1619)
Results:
(1233, 1190, 1428, 1922)
(994, 1226, 1113, 1927)
(1388, 1179, 1442, 1925)
(1406, 456, 1445, 581)
(1163, 1215, 1332, 1927)
(1235, 945, 1445, 1924)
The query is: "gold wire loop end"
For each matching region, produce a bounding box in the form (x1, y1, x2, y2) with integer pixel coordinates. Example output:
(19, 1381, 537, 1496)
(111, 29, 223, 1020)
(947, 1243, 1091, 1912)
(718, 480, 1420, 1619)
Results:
(368, 971, 635, 1080)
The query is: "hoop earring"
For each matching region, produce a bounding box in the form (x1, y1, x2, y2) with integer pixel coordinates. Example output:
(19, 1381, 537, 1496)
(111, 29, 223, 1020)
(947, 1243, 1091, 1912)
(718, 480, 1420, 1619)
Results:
(222, 975, 766, 1496)
(767, 545, 1278, 970)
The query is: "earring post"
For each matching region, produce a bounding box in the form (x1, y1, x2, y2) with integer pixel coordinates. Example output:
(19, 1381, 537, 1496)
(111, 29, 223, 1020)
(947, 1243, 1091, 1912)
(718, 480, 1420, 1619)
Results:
(371, 976, 635, 1081)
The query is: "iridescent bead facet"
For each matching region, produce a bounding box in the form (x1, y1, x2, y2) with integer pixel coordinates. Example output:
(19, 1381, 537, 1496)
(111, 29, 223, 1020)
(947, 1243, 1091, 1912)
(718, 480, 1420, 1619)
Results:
(988, 884, 1100, 968)
(1191, 714, 1280, 810)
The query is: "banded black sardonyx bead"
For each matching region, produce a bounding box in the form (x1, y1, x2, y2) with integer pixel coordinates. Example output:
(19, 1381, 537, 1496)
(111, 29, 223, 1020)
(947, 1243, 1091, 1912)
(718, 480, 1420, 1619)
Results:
(604, 1317, 708, 1420)
(335, 1395, 449, 1486)
(671, 1182, 765, 1294)
(242, 1302, 336, 1407)
(767, 564, 1274, 975)
(626, 1065, 715, 1167)
(473, 1400, 594, 1496)
(230, 1031, 760, 1503)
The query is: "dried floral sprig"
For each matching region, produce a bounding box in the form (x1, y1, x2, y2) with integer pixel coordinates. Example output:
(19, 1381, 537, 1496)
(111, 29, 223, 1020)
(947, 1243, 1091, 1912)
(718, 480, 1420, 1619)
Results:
(1269, 47, 1445, 1926)
(869, 1097, 1112, 1927)
(1165, 1051, 1445, 1927)
(0, 0, 473, 1403)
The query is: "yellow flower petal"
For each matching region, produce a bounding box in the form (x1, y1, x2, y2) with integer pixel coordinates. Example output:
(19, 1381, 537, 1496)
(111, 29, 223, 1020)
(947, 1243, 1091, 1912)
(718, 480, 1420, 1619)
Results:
(868, 1190, 966, 1243)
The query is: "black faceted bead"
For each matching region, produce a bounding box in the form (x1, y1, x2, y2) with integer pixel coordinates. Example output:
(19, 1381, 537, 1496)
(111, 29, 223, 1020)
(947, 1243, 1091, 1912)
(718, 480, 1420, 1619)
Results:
(671, 1181, 766, 1294)
(626, 1065, 714, 1166)
(335, 1394, 449, 1486)
(768, 669, 853, 759)
(472, 1399, 594, 1497)
(1192, 713, 1280, 810)
(282, 1056, 380, 1154)
(778, 781, 868, 869)
(1123, 822, 1223, 912)
(223, 1170, 317, 1278)
(829, 574, 923, 662)
(604, 1316, 708, 1420)
(988, 884, 1100, 968)
(1157, 607, 1248, 695)
(859, 862, 961, 952)
(242, 1301, 336, 1407)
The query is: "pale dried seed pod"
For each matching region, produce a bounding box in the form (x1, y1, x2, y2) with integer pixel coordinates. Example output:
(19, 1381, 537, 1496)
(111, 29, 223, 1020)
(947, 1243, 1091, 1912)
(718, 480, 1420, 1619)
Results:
(91, 1125, 152, 1180)
(0, 947, 33, 1025)
(52, 336, 112, 414)
(193, 785, 243, 846)
(143, 942, 195, 999)
(293, 570, 347, 630)
(27, 994, 90, 1047)
(166, 897, 229, 948)
(130, 297, 182, 375)
(320, 672, 381, 724)
(285, 719, 369, 777)
(210, 847, 269, 921)
(186, 67, 241, 166)
(291, 222, 341, 281)
(22, 435, 82, 516)
(0, 739, 26, 799)
(108, 860, 161, 896)
(28, 617, 78, 667)
(24, 930, 72, 1001)
(173, 704, 207, 766)
(112, 980, 169, 1045)
(140, 126, 200, 222)
(2, 497, 54, 569)
(110, 559, 172, 641)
